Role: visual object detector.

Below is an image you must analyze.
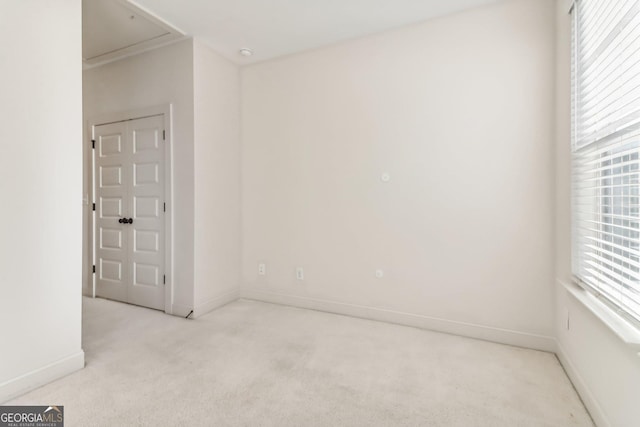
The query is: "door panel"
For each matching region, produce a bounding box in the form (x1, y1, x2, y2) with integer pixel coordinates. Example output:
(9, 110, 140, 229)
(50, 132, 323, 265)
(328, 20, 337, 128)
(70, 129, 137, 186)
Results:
(100, 259, 123, 282)
(100, 198, 122, 218)
(94, 115, 165, 311)
(100, 228, 122, 250)
(94, 122, 128, 303)
(134, 262, 159, 286)
(128, 116, 165, 310)
(134, 229, 159, 252)
(99, 166, 122, 187)
(132, 126, 159, 152)
(134, 163, 159, 185)
(134, 197, 160, 217)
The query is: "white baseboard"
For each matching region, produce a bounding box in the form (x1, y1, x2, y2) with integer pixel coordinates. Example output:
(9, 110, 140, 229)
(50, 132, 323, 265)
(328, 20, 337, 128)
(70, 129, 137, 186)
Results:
(0, 351, 85, 404)
(170, 303, 193, 318)
(193, 289, 240, 318)
(241, 289, 556, 352)
(556, 342, 609, 427)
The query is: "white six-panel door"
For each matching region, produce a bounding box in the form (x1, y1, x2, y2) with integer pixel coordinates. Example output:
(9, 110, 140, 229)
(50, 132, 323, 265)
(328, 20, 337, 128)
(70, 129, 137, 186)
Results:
(94, 115, 165, 310)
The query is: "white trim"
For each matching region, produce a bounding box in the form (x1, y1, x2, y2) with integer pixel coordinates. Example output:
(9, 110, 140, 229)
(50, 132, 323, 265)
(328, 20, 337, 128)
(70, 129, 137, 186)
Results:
(241, 289, 556, 352)
(170, 303, 193, 318)
(0, 351, 85, 404)
(558, 279, 640, 349)
(88, 104, 174, 315)
(82, 38, 188, 70)
(193, 290, 241, 318)
(88, 104, 171, 128)
(556, 342, 610, 427)
(84, 117, 95, 298)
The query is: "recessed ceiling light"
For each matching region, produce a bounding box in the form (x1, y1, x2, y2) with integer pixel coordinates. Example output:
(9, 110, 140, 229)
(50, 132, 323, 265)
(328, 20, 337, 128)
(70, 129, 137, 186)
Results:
(239, 48, 253, 57)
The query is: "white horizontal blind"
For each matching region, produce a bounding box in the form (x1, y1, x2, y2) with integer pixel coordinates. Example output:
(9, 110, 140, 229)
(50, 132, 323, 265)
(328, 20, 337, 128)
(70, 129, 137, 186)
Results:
(572, 0, 640, 324)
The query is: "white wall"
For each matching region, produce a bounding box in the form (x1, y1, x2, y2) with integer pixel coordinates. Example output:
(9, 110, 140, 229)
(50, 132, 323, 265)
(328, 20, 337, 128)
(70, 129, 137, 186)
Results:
(554, 2, 640, 426)
(83, 38, 242, 316)
(241, 0, 557, 349)
(0, 0, 84, 402)
(83, 39, 195, 314)
(192, 39, 241, 315)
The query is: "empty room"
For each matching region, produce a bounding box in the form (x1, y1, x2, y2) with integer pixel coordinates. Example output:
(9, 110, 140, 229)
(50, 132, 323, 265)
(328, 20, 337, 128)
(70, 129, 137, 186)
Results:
(1, 0, 639, 425)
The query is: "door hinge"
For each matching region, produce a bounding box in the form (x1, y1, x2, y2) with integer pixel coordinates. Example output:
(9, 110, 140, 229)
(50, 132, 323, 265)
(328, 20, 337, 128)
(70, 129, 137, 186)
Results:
(92, 139, 95, 149)
(93, 265, 96, 274)
(162, 130, 165, 141)
(163, 202, 166, 212)
(163, 274, 166, 285)
(92, 203, 96, 211)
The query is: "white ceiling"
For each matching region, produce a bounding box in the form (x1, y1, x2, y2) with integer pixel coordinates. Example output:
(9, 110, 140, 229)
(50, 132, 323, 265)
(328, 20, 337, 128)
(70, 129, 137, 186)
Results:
(83, 0, 505, 66)
(83, 0, 183, 65)
(126, 0, 504, 64)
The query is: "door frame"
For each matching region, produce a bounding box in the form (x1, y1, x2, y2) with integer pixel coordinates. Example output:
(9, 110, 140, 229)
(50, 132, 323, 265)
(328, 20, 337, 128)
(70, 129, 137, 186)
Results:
(87, 104, 174, 314)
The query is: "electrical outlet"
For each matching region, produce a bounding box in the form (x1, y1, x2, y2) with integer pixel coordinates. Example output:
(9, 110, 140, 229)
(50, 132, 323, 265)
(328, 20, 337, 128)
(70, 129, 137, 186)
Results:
(258, 263, 266, 276)
(296, 267, 304, 280)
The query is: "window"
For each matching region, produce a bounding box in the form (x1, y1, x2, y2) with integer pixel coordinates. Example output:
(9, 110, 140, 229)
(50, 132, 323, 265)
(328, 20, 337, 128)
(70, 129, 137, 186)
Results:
(572, 0, 640, 324)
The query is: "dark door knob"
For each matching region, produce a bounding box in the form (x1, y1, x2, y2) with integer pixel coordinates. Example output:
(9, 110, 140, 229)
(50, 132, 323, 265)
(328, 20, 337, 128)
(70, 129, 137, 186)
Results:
(127, 218, 133, 224)
(118, 218, 124, 224)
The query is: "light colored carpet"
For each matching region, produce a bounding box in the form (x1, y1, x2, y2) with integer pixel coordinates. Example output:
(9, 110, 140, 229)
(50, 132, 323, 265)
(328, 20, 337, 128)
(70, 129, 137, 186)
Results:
(8, 297, 593, 426)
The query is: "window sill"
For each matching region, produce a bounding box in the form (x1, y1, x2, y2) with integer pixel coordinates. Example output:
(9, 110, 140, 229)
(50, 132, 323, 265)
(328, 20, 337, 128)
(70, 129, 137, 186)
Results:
(558, 279, 640, 351)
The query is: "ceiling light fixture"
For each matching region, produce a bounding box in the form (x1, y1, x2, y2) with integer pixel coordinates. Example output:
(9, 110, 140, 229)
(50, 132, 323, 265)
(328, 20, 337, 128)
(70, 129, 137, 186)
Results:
(239, 48, 253, 57)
